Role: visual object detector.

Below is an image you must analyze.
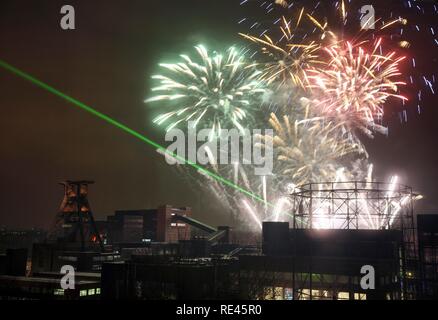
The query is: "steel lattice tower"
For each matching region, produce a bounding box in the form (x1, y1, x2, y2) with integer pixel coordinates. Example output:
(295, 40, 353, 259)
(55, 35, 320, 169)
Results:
(50, 180, 104, 252)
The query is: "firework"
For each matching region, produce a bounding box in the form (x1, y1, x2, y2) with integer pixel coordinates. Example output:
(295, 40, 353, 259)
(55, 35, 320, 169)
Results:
(257, 113, 360, 186)
(306, 38, 407, 137)
(145, 45, 267, 136)
(238, 0, 438, 121)
(239, 13, 329, 89)
(145, 1, 425, 231)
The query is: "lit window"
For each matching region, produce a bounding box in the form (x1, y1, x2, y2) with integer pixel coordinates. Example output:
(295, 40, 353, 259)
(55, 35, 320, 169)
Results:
(263, 287, 274, 300)
(284, 288, 293, 300)
(274, 287, 284, 300)
(354, 293, 367, 300)
(311, 290, 320, 299)
(80, 290, 88, 297)
(337, 292, 350, 300)
(300, 289, 311, 300)
(96, 288, 101, 295)
(88, 289, 95, 295)
(54, 289, 65, 296)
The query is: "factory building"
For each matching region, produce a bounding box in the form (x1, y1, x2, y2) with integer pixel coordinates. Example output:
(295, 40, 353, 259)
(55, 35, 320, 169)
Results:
(1, 181, 433, 300)
(106, 205, 192, 244)
(100, 221, 414, 300)
(0, 272, 101, 300)
(239, 222, 405, 300)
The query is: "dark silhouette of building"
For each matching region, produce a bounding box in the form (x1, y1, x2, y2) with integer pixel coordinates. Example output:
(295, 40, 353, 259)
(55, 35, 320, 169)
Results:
(32, 181, 121, 274)
(0, 248, 28, 277)
(0, 272, 101, 300)
(100, 221, 412, 300)
(0, 228, 46, 255)
(31, 243, 121, 273)
(417, 214, 438, 299)
(106, 205, 192, 244)
(239, 222, 405, 300)
(102, 255, 239, 300)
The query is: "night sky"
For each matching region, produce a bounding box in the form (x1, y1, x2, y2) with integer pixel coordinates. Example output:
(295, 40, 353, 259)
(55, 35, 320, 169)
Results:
(1, 0, 437, 229)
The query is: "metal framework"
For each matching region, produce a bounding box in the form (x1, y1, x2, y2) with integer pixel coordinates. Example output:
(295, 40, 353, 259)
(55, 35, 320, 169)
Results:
(290, 181, 416, 230)
(288, 181, 419, 300)
(49, 180, 104, 252)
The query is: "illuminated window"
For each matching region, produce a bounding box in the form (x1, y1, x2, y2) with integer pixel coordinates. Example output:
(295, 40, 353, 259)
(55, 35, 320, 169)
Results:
(354, 293, 367, 300)
(337, 292, 350, 300)
(88, 289, 96, 295)
(284, 288, 293, 300)
(96, 288, 101, 294)
(312, 290, 330, 300)
(80, 290, 87, 297)
(263, 287, 274, 300)
(274, 287, 284, 300)
(311, 290, 320, 298)
(300, 289, 311, 300)
(54, 289, 65, 296)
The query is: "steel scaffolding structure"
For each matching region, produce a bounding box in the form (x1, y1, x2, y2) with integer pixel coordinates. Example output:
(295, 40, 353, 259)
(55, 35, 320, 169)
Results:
(49, 180, 104, 252)
(287, 181, 419, 300)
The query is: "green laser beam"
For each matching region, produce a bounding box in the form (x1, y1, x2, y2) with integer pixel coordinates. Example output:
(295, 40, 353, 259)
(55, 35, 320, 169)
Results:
(0, 59, 276, 210)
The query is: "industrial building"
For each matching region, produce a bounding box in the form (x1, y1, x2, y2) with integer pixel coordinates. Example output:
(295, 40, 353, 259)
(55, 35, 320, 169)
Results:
(240, 222, 405, 300)
(101, 221, 411, 300)
(101, 181, 421, 300)
(106, 205, 192, 244)
(0, 228, 46, 255)
(0, 272, 101, 300)
(1, 180, 435, 300)
(0, 248, 101, 300)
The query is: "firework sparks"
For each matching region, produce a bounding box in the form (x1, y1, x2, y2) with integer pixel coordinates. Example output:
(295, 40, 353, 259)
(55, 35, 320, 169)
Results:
(144, 1, 428, 231)
(258, 113, 361, 186)
(239, 13, 327, 89)
(306, 38, 407, 137)
(145, 45, 267, 136)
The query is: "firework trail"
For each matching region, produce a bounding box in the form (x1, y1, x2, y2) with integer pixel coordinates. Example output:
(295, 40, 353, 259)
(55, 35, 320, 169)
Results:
(145, 45, 267, 136)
